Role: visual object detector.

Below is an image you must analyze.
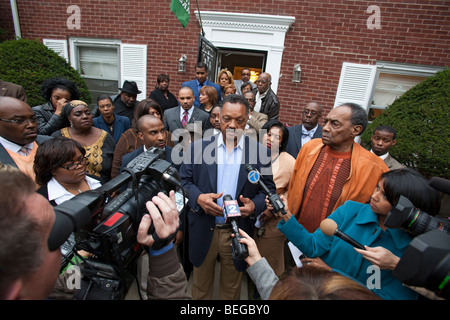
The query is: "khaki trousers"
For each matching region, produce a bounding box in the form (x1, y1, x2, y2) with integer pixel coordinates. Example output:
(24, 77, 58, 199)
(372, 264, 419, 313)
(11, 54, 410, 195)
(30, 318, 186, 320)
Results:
(192, 227, 243, 300)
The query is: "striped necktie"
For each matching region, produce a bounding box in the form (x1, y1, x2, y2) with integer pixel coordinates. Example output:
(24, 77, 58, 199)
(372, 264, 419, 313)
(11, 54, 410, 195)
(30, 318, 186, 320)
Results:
(182, 110, 189, 127)
(18, 145, 31, 156)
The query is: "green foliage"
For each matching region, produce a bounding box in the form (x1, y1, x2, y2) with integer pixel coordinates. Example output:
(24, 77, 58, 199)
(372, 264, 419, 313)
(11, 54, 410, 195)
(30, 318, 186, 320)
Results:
(361, 69, 450, 179)
(0, 38, 91, 107)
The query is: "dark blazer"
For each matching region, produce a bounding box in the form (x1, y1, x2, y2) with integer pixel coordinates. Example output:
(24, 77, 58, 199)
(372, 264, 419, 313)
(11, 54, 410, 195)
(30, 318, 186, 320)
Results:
(0, 80, 27, 102)
(163, 106, 210, 145)
(252, 87, 280, 120)
(179, 134, 276, 271)
(285, 124, 322, 159)
(0, 135, 51, 167)
(93, 113, 131, 143)
(181, 79, 222, 107)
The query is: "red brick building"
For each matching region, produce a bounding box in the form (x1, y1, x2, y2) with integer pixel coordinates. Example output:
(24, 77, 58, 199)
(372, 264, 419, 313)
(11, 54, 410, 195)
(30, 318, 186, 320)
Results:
(1, 0, 449, 125)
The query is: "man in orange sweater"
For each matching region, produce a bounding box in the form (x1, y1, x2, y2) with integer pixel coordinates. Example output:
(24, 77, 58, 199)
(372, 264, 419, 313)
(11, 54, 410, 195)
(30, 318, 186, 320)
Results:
(0, 97, 50, 186)
(287, 103, 388, 233)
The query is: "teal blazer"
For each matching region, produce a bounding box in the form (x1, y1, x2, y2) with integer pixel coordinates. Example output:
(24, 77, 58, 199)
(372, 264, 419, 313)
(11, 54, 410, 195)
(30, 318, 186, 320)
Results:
(278, 200, 418, 300)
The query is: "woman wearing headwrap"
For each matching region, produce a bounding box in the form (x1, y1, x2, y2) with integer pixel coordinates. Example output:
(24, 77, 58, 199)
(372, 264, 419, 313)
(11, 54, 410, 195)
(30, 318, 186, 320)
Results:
(51, 100, 115, 183)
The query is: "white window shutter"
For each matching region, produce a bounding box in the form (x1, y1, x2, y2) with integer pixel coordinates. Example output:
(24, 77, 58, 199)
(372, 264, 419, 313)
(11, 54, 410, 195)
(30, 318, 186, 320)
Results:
(43, 39, 69, 62)
(334, 62, 377, 111)
(120, 44, 147, 101)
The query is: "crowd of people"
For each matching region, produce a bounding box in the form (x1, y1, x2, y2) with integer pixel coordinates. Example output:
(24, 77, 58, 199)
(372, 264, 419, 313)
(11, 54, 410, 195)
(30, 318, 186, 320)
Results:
(0, 62, 445, 301)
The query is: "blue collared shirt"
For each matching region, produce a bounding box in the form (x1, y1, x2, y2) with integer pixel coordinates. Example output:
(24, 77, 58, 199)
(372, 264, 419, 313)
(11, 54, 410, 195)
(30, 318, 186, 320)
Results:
(216, 133, 244, 224)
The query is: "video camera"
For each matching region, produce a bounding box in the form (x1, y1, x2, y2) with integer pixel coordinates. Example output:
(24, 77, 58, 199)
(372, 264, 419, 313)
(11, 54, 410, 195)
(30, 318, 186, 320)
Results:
(384, 195, 449, 237)
(48, 147, 185, 299)
(385, 176, 450, 299)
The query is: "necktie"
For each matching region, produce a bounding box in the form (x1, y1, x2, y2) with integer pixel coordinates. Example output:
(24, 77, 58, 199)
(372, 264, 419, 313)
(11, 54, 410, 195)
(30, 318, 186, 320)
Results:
(302, 128, 314, 139)
(18, 146, 31, 156)
(182, 110, 189, 127)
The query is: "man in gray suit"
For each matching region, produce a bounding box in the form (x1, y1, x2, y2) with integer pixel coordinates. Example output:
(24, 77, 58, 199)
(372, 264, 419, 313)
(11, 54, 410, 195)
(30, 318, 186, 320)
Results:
(163, 87, 209, 146)
(370, 125, 405, 170)
(285, 102, 323, 158)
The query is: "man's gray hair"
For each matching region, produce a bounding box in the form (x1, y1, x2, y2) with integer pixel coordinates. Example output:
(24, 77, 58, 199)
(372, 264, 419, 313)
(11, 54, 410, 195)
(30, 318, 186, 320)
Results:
(339, 102, 368, 136)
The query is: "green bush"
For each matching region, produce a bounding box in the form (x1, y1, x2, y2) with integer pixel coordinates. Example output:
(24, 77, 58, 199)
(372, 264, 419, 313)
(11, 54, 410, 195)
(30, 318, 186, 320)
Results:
(361, 69, 450, 179)
(0, 38, 91, 107)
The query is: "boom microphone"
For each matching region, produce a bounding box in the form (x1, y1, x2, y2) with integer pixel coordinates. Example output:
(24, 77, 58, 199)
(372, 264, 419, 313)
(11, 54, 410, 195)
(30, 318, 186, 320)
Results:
(429, 177, 450, 195)
(320, 219, 366, 250)
(245, 164, 286, 215)
(223, 194, 249, 260)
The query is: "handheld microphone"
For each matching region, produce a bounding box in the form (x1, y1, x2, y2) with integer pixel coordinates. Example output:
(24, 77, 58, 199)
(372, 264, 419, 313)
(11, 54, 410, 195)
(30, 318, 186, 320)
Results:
(320, 219, 366, 250)
(245, 164, 286, 215)
(223, 194, 249, 260)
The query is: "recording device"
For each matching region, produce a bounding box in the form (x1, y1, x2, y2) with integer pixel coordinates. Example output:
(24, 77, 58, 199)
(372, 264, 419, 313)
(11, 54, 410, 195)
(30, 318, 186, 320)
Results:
(320, 219, 366, 250)
(393, 229, 450, 299)
(388, 176, 450, 299)
(49, 147, 185, 299)
(245, 164, 286, 215)
(223, 194, 249, 260)
(384, 195, 450, 236)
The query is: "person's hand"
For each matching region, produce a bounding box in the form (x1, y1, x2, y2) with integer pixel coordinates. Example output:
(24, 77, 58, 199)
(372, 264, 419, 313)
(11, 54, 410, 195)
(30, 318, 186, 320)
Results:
(265, 194, 291, 221)
(354, 246, 400, 270)
(173, 230, 183, 246)
(234, 228, 261, 266)
(54, 98, 69, 115)
(301, 257, 332, 271)
(239, 195, 255, 217)
(197, 192, 223, 216)
(137, 191, 179, 247)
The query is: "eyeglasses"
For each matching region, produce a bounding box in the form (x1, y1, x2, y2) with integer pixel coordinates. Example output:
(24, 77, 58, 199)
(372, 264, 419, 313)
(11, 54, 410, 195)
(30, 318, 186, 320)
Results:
(303, 110, 318, 116)
(60, 157, 88, 170)
(0, 117, 39, 125)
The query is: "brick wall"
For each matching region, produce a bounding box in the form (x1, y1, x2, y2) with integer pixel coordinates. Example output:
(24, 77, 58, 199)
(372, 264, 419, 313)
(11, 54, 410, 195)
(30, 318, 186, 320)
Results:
(4, 0, 450, 125)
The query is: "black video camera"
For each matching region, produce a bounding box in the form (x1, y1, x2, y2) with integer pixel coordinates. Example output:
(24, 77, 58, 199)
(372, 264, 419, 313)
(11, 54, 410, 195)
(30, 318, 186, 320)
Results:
(49, 147, 185, 299)
(384, 195, 450, 237)
(385, 177, 450, 299)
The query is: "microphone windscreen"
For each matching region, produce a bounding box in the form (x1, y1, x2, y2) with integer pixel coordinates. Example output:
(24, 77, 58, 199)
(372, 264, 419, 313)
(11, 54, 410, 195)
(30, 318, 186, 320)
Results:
(429, 177, 450, 195)
(320, 219, 337, 236)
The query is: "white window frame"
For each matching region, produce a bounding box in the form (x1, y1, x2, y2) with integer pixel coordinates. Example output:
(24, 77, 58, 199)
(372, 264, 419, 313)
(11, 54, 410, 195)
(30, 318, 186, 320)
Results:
(47, 37, 149, 101)
(334, 61, 445, 113)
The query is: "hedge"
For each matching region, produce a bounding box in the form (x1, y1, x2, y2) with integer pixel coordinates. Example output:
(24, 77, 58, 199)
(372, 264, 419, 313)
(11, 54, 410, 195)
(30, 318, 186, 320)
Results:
(0, 38, 91, 107)
(361, 69, 449, 179)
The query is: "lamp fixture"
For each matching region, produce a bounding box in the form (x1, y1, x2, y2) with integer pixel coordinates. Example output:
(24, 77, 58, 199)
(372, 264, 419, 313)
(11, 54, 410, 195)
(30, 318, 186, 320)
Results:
(292, 64, 302, 83)
(178, 55, 187, 72)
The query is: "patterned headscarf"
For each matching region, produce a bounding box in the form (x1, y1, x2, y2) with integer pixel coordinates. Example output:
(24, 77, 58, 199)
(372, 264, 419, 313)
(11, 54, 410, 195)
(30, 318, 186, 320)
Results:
(63, 100, 88, 118)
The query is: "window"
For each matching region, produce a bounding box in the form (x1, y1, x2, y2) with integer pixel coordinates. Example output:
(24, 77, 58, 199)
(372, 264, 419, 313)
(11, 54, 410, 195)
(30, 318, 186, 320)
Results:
(334, 61, 444, 121)
(75, 42, 120, 103)
(44, 38, 147, 105)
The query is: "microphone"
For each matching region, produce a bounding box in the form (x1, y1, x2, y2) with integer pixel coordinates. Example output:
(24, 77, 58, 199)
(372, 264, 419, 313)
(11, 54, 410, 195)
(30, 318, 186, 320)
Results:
(429, 176, 450, 195)
(222, 194, 249, 260)
(320, 219, 366, 250)
(245, 164, 286, 215)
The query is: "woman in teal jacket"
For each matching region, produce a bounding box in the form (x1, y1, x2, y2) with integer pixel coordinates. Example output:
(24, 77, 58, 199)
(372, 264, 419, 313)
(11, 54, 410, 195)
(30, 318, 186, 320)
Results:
(275, 168, 441, 300)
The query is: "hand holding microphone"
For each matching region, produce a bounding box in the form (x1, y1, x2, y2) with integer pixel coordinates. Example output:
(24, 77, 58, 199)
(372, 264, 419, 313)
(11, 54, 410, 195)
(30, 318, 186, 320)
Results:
(320, 219, 366, 250)
(245, 165, 287, 215)
(223, 194, 249, 260)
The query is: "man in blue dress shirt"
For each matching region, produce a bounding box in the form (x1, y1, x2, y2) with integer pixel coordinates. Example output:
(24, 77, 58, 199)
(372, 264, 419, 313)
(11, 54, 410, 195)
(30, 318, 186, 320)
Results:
(181, 62, 222, 107)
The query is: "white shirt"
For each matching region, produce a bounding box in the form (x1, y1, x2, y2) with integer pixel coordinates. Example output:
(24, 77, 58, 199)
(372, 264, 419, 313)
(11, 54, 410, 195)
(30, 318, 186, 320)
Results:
(371, 149, 389, 160)
(179, 106, 194, 123)
(47, 176, 102, 205)
(301, 124, 319, 146)
(254, 89, 268, 113)
(0, 136, 33, 154)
